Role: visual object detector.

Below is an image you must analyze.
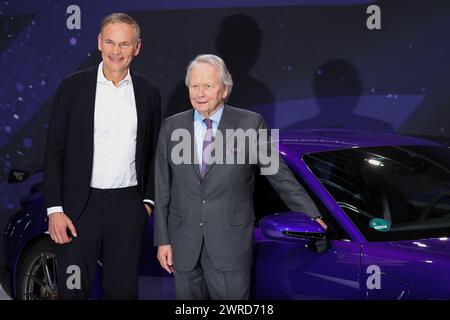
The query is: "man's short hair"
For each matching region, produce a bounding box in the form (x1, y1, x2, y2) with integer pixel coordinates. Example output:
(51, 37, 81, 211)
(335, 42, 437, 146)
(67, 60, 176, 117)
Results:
(100, 13, 141, 42)
(185, 54, 234, 99)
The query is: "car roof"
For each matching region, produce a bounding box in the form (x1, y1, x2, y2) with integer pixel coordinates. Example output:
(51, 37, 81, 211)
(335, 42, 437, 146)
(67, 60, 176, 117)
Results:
(277, 129, 445, 155)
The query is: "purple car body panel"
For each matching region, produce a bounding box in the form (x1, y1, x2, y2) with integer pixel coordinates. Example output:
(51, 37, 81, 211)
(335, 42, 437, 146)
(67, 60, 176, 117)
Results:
(361, 238, 450, 299)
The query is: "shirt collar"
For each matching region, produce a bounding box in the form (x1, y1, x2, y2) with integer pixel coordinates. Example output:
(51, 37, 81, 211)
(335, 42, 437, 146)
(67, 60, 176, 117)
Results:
(97, 61, 131, 85)
(194, 105, 224, 126)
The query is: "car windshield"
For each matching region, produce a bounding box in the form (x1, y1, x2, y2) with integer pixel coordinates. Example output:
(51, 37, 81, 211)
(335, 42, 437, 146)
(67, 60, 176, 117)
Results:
(303, 145, 450, 241)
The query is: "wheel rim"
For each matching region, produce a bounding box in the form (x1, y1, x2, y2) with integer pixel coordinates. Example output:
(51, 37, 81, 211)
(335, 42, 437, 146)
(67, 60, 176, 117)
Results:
(22, 251, 58, 300)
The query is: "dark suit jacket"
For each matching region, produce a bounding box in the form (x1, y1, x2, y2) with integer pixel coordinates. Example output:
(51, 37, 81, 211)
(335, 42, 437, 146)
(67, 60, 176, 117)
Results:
(44, 66, 161, 221)
(154, 105, 320, 272)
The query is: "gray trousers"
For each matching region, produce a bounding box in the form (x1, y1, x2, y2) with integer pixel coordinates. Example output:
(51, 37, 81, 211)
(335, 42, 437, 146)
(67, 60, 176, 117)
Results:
(173, 239, 251, 300)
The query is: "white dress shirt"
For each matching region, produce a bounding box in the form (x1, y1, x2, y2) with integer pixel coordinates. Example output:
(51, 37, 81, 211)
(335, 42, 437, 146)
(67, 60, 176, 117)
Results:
(47, 62, 152, 216)
(90, 62, 137, 189)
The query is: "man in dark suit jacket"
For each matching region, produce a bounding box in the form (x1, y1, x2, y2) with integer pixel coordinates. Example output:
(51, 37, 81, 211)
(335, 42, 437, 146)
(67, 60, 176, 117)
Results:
(44, 13, 161, 299)
(154, 54, 327, 300)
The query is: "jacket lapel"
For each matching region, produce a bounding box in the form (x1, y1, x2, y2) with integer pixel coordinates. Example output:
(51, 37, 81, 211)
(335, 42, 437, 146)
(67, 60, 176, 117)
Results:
(184, 109, 201, 180)
(84, 66, 98, 178)
(131, 72, 147, 185)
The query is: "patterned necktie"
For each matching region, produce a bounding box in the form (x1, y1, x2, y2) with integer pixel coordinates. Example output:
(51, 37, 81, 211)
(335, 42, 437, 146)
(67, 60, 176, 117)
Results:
(200, 118, 214, 177)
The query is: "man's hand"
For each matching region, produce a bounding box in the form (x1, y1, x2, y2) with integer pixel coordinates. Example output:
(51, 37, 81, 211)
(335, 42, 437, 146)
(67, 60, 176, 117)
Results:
(48, 212, 77, 244)
(144, 203, 152, 216)
(157, 244, 174, 274)
(315, 217, 328, 230)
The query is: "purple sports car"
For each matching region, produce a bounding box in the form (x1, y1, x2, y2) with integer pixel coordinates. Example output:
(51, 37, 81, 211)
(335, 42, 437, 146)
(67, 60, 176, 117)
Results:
(4, 129, 450, 299)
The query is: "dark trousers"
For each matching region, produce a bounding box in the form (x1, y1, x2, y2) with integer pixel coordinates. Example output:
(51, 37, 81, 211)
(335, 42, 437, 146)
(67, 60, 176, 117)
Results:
(174, 239, 251, 300)
(57, 186, 148, 300)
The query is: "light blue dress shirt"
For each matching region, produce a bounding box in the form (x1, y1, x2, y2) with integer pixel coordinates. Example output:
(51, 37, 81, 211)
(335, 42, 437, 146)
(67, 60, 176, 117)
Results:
(193, 106, 224, 170)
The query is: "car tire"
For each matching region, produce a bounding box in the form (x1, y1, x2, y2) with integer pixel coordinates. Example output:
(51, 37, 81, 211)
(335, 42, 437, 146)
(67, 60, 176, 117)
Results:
(15, 237, 59, 300)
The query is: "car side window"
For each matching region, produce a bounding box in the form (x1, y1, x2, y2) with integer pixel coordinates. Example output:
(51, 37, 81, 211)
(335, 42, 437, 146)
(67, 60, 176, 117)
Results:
(304, 146, 450, 242)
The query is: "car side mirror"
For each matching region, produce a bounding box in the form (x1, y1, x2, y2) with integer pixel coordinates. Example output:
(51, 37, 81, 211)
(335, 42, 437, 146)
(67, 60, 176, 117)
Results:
(259, 212, 326, 242)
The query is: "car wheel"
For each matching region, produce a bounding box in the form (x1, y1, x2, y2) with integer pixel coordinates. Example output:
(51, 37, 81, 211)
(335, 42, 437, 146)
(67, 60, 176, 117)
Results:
(16, 237, 58, 300)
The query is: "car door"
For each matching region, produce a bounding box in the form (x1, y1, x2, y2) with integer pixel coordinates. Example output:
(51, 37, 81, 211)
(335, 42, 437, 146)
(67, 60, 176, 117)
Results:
(359, 242, 411, 300)
(252, 228, 362, 299)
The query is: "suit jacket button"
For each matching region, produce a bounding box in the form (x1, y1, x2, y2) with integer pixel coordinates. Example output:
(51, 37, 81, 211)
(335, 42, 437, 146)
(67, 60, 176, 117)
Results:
(202, 200, 206, 204)
(200, 222, 203, 226)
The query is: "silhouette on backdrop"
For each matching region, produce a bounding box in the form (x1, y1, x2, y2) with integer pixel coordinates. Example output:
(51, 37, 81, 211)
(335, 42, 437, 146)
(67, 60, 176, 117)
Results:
(286, 59, 393, 132)
(166, 14, 275, 118)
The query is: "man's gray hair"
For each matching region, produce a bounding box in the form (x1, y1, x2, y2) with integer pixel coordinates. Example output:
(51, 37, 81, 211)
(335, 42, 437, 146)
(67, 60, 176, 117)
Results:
(100, 13, 141, 42)
(185, 54, 233, 99)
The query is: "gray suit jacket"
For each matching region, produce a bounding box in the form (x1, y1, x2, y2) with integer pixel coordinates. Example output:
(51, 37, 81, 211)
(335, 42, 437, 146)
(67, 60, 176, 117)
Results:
(154, 105, 320, 272)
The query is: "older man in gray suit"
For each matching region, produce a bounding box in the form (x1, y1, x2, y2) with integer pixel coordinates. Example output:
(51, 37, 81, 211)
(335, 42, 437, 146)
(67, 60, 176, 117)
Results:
(154, 54, 327, 300)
